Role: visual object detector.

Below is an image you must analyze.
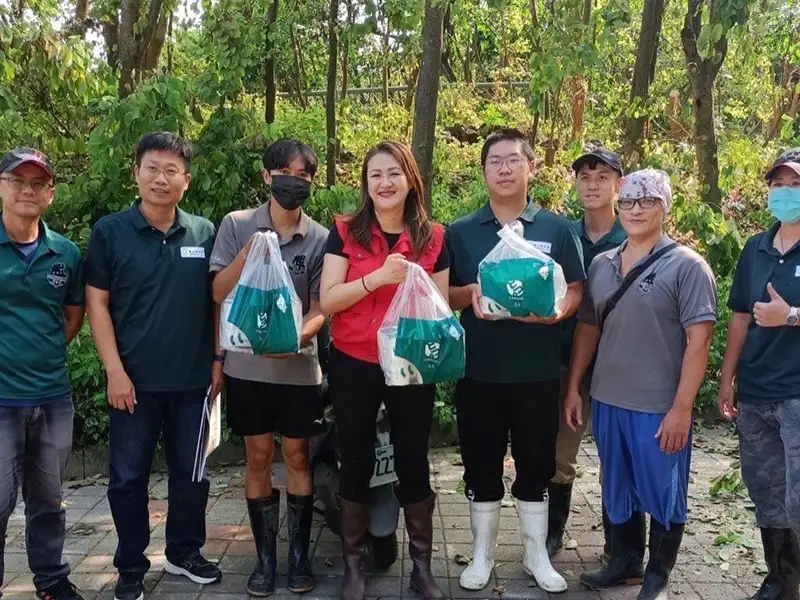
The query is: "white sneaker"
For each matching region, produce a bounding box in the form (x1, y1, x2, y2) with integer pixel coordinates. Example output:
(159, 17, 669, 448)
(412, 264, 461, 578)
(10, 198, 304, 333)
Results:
(517, 500, 568, 593)
(459, 500, 501, 590)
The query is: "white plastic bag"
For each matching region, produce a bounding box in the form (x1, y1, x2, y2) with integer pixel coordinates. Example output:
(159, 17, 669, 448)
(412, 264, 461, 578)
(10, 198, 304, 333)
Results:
(477, 221, 567, 320)
(377, 263, 465, 386)
(220, 230, 304, 355)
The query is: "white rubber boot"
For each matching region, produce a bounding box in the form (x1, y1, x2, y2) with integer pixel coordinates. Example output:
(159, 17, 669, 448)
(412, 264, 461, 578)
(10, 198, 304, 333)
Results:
(458, 500, 501, 590)
(518, 500, 568, 593)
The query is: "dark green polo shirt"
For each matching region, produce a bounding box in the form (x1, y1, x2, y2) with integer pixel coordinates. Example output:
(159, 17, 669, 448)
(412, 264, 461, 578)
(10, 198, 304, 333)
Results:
(0, 218, 84, 401)
(447, 201, 586, 384)
(85, 202, 215, 392)
(728, 222, 800, 404)
(561, 217, 627, 364)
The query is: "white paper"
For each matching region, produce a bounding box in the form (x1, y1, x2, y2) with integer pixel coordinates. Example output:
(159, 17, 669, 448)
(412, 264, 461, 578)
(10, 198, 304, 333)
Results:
(192, 386, 222, 482)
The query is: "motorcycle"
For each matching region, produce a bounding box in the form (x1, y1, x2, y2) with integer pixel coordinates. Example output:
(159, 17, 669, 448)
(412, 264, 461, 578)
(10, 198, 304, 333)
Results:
(309, 328, 401, 570)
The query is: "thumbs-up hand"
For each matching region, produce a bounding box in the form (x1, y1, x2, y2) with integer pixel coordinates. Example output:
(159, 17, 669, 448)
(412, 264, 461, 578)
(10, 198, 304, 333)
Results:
(753, 282, 791, 327)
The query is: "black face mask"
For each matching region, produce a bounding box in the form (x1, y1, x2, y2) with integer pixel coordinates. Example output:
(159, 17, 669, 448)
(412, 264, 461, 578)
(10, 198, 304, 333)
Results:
(271, 174, 312, 210)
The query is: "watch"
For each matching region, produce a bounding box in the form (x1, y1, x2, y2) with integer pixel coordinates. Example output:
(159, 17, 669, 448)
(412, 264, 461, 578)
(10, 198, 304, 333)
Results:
(787, 307, 799, 327)
(213, 353, 226, 363)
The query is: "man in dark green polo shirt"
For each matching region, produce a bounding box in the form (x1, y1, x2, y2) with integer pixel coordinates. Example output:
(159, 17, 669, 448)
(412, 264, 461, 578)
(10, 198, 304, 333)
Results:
(0, 148, 85, 600)
(547, 148, 626, 557)
(85, 132, 223, 600)
(446, 128, 585, 594)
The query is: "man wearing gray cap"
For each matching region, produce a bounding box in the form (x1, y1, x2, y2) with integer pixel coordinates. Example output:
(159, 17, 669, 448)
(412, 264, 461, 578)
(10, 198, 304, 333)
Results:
(719, 148, 800, 600)
(564, 169, 717, 599)
(0, 149, 86, 600)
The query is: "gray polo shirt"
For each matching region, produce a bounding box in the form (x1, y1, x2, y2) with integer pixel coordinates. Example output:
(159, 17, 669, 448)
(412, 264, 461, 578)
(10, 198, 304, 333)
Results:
(209, 202, 327, 386)
(578, 235, 717, 413)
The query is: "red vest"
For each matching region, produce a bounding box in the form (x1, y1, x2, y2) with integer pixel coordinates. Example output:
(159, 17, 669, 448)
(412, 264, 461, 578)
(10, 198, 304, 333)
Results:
(330, 217, 445, 364)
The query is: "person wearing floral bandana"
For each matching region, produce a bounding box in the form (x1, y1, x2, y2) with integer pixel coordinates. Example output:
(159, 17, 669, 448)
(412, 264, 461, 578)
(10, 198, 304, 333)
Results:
(565, 169, 717, 600)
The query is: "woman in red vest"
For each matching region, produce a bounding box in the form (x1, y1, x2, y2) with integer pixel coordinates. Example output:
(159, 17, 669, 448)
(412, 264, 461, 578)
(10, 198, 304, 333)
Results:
(320, 141, 448, 600)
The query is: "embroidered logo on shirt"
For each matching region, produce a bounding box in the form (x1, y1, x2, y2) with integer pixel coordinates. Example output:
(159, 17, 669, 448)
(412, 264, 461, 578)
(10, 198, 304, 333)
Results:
(530, 241, 552, 254)
(289, 254, 307, 276)
(180, 246, 206, 259)
(638, 272, 657, 294)
(47, 263, 68, 289)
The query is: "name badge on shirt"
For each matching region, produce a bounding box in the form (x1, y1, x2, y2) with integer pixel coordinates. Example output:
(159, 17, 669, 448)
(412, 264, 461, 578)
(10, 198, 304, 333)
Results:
(530, 241, 552, 254)
(796, 265, 800, 277)
(180, 246, 206, 259)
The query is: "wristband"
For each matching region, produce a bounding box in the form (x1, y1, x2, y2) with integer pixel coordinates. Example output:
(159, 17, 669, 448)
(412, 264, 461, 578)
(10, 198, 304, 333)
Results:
(213, 353, 226, 363)
(362, 276, 372, 293)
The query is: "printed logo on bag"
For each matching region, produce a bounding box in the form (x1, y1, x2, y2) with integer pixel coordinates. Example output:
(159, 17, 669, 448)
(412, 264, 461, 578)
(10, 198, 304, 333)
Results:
(47, 263, 68, 288)
(257, 312, 269, 332)
(180, 246, 206, 259)
(531, 241, 552, 254)
(289, 254, 307, 275)
(276, 294, 288, 313)
(506, 280, 524, 297)
(638, 272, 657, 294)
(424, 342, 441, 361)
(448, 324, 462, 339)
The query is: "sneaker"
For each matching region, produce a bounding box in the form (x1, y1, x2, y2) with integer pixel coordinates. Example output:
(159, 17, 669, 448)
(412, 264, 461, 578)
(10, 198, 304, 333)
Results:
(35, 580, 85, 600)
(113, 572, 144, 600)
(165, 550, 222, 584)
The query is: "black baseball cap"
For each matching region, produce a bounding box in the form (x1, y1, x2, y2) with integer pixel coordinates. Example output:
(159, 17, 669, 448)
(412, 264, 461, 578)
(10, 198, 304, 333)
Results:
(0, 147, 56, 179)
(765, 148, 800, 181)
(571, 148, 624, 176)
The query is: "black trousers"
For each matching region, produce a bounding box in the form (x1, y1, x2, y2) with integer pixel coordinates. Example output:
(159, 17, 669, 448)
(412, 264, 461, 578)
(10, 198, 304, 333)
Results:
(456, 377, 560, 503)
(328, 348, 435, 505)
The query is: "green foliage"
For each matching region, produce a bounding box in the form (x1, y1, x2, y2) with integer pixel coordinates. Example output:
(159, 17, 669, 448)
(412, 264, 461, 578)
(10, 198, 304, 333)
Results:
(709, 465, 747, 498)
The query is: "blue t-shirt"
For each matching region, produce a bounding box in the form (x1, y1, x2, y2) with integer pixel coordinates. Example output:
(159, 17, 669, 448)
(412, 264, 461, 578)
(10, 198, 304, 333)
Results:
(13, 238, 39, 263)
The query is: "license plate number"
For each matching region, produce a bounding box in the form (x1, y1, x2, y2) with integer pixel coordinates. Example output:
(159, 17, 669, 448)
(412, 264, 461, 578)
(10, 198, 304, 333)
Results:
(370, 445, 398, 488)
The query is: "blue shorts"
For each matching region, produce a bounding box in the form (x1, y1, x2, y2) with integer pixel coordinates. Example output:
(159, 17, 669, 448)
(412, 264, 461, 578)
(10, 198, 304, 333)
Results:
(592, 399, 691, 528)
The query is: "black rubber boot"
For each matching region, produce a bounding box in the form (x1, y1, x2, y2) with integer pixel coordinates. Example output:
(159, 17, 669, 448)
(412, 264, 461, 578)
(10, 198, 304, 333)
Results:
(246, 490, 280, 597)
(546, 482, 573, 557)
(602, 504, 612, 558)
(636, 518, 684, 600)
(580, 512, 646, 589)
(752, 528, 800, 600)
(287, 493, 315, 594)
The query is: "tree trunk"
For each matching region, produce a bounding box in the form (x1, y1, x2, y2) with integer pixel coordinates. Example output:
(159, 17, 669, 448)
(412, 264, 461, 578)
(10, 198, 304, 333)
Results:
(13, 0, 24, 19)
(117, 0, 165, 98)
(692, 76, 722, 211)
(411, 0, 445, 213)
(382, 21, 391, 103)
(569, 0, 592, 141)
(68, 0, 90, 38)
(290, 25, 308, 109)
(104, 16, 120, 71)
(264, 0, 280, 124)
(339, 0, 354, 119)
(681, 0, 728, 212)
(326, 0, 338, 187)
(141, 10, 169, 74)
(624, 0, 666, 163)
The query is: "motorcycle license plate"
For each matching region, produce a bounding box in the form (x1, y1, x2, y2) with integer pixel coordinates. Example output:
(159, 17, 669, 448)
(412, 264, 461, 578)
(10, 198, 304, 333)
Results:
(370, 445, 398, 488)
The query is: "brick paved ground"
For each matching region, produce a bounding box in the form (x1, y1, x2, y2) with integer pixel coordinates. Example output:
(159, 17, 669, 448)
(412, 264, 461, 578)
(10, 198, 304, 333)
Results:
(2, 425, 761, 599)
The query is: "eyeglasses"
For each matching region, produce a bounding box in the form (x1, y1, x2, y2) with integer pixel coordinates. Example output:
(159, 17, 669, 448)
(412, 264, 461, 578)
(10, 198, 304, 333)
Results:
(618, 197, 659, 210)
(486, 155, 525, 170)
(0, 176, 53, 193)
(140, 165, 186, 180)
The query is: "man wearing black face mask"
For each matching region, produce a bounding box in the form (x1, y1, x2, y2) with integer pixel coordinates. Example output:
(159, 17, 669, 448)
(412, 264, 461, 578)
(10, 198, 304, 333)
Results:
(209, 139, 328, 597)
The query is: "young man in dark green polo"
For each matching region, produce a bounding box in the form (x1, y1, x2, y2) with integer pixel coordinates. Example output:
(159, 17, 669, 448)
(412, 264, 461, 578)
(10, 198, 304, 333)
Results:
(85, 132, 223, 600)
(547, 148, 626, 557)
(446, 128, 586, 593)
(0, 148, 85, 600)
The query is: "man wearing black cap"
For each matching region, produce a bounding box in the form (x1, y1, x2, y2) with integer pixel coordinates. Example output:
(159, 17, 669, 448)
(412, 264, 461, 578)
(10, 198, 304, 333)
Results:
(0, 149, 86, 600)
(546, 147, 626, 557)
(719, 148, 800, 599)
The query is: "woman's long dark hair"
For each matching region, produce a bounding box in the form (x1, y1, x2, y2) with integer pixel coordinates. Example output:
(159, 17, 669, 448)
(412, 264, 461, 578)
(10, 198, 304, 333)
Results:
(345, 141, 433, 259)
